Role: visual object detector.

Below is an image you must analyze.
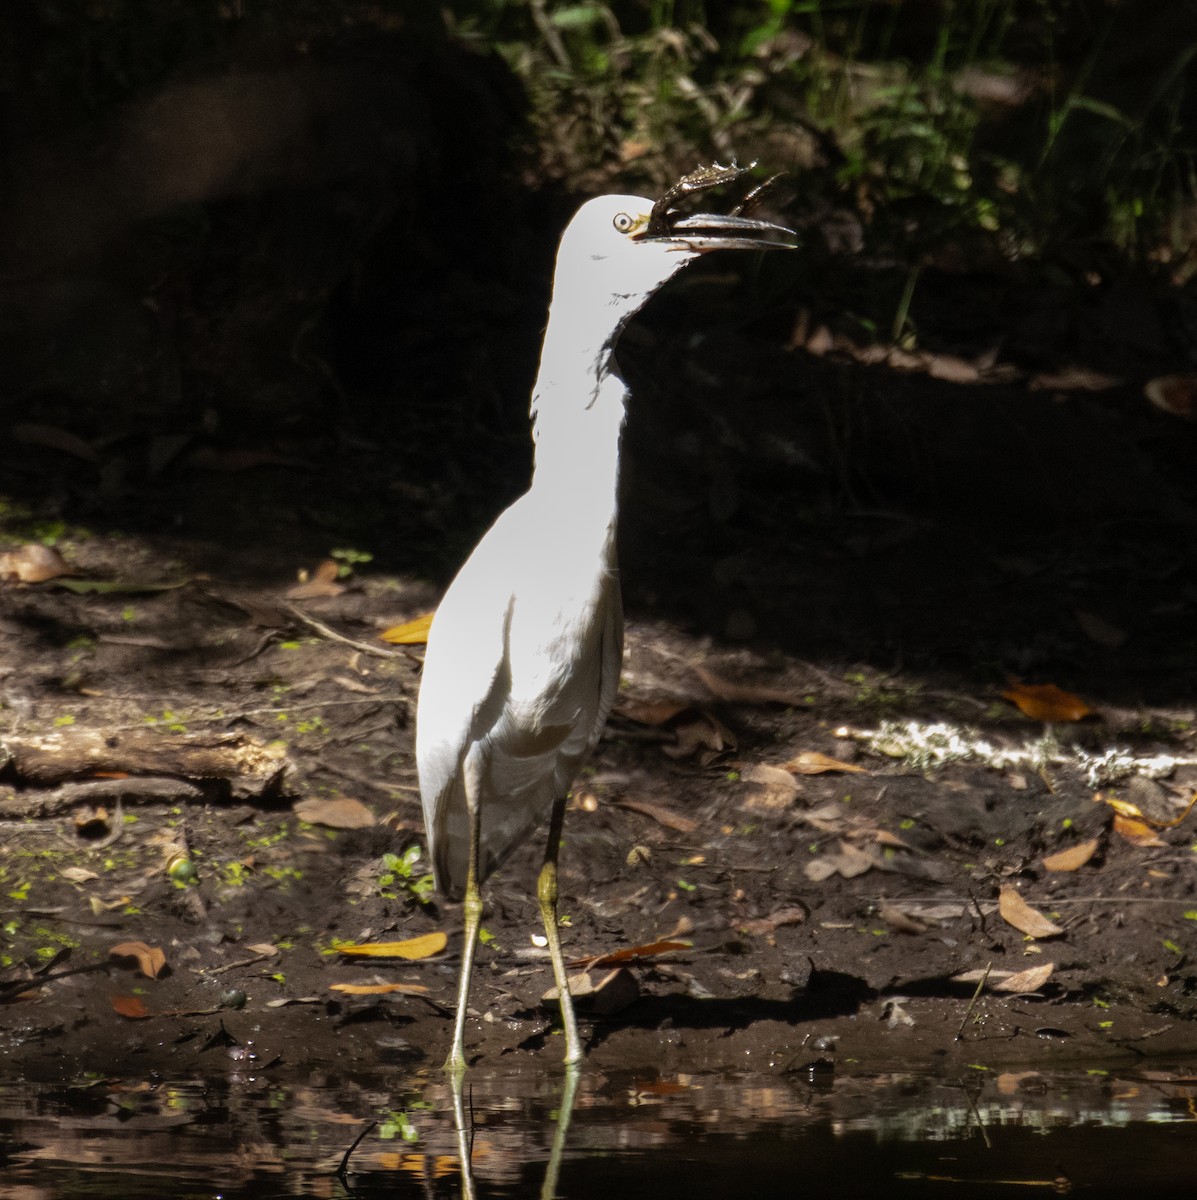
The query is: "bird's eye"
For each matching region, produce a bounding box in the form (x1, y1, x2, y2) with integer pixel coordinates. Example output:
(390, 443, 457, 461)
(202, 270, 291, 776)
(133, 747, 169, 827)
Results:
(612, 212, 635, 234)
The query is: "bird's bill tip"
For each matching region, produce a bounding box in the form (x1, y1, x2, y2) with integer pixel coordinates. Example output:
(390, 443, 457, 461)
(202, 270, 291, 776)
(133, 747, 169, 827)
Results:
(642, 211, 796, 252)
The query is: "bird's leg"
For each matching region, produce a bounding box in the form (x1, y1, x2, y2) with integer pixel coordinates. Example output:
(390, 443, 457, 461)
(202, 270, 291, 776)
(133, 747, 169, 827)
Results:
(537, 794, 582, 1065)
(447, 763, 485, 1075)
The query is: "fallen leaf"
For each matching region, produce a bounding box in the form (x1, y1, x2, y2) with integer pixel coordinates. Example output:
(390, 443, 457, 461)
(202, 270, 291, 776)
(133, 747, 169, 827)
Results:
(1144, 373, 1197, 420)
(782, 750, 867, 775)
(286, 560, 344, 600)
(692, 665, 799, 706)
(614, 796, 698, 834)
(573, 939, 693, 969)
(110, 995, 153, 1019)
(59, 866, 100, 884)
(740, 763, 800, 810)
(1112, 813, 1166, 847)
(991, 963, 1055, 993)
(293, 795, 376, 829)
(876, 901, 929, 935)
(11, 422, 98, 462)
(0, 543, 73, 583)
(1074, 610, 1127, 648)
(380, 612, 435, 645)
(329, 981, 430, 996)
(53, 578, 190, 595)
(663, 710, 736, 761)
(1001, 682, 1093, 722)
(805, 840, 879, 882)
(336, 932, 447, 960)
(544, 968, 639, 1015)
(109, 941, 167, 979)
(246, 943, 279, 958)
(1042, 836, 1100, 872)
(736, 906, 808, 936)
(613, 698, 691, 726)
(998, 886, 1065, 938)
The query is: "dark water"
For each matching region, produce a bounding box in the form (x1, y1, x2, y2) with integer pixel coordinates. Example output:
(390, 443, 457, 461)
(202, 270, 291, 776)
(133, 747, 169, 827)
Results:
(3, 1062, 1195, 1198)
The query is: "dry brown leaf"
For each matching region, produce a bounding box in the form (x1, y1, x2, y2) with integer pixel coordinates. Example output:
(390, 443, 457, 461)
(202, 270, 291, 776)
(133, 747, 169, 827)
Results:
(991, 963, 1055, 993)
(573, 938, 692, 969)
(805, 840, 878, 883)
(109, 941, 167, 979)
(380, 612, 435, 645)
(876, 901, 929, 935)
(329, 981, 430, 996)
(543, 968, 639, 1015)
(1074, 610, 1127, 648)
(612, 698, 690, 726)
(293, 795, 376, 829)
(692, 664, 798, 707)
(337, 932, 447, 960)
(12, 422, 99, 462)
(1042, 836, 1100, 872)
(998, 886, 1065, 938)
(60, 866, 100, 884)
(874, 830, 916, 851)
(1144, 373, 1197, 420)
(782, 750, 867, 776)
(614, 796, 698, 834)
(246, 943, 279, 958)
(110, 994, 153, 1019)
(1001, 682, 1093, 722)
(736, 905, 807, 936)
(740, 763, 800, 810)
(286, 560, 344, 600)
(1112, 813, 1167, 847)
(663, 710, 736, 760)
(0, 543, 73, 584)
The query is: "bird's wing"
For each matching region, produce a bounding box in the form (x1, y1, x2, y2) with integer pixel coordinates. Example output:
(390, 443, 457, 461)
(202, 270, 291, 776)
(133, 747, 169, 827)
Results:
(415, 513, 519, 895)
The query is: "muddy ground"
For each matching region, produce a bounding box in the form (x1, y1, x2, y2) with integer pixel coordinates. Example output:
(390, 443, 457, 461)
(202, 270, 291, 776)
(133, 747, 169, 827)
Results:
(2, 251, 1197, 1087)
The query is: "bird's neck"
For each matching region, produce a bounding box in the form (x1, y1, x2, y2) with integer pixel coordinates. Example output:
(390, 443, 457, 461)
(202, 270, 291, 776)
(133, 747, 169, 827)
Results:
(527, 334, 627, 543)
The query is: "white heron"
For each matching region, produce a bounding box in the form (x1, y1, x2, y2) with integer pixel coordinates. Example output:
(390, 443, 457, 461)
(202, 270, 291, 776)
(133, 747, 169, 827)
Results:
(416, 168, 792, 1071)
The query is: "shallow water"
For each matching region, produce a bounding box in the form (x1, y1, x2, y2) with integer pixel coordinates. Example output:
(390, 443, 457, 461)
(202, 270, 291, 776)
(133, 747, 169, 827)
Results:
(2, 1061, 1195, 1198)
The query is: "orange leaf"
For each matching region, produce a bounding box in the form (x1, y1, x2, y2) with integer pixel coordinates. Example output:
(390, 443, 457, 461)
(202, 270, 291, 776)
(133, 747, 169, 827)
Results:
(998, 886, 1065, 938)
(1001, 682, 1093, 722)
(573, 939, 692, 969)
(337, 932, 447, 960)
(286, 559, 344, 599)
(1112, 813, 1166, 847)
(109, 941, 167, 979)
(328, 981, 430, 996)
(110, 995, 153, 1019)
(380, 612, 435, 645)
(1042, 836, 1100, 872)
(782, 750, 867, 776)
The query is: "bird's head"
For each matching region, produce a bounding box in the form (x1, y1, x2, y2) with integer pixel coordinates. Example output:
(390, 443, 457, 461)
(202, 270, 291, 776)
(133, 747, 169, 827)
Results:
(550, 192, 794, 329)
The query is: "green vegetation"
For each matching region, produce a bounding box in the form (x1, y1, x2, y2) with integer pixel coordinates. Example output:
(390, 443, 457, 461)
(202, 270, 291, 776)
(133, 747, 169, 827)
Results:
(448, 1, 1194, 274)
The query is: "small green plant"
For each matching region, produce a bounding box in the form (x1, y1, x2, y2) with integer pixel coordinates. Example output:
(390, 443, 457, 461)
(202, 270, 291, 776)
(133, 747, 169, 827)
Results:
(378, 847, 435, 905)
(378, 1110, 419, 1143)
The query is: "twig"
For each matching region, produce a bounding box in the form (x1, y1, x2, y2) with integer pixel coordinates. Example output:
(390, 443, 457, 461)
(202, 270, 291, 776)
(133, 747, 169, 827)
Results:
(955, 961, 991, 1042)
(283, 603, 414, 661)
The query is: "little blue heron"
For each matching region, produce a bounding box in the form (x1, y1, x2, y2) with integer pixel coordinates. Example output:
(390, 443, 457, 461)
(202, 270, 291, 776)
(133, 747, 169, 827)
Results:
(416, 170, 792, 1071)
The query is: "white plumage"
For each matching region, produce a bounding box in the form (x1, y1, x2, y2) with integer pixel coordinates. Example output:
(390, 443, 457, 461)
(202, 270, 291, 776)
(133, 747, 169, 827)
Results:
(416, 189, 791, 1070)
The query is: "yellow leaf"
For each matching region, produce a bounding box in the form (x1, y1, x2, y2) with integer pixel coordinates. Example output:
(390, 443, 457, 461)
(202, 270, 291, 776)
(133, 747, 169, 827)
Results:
(1112, 813, 1166, 847)
(998, 886, 1065, 938)
(380, 612, 435, 645)
(782, 750, 868, 775)
(1042, 836, 1100, 872)
(329, 981, 430, 996)
(573, 939, 693, 969)
(1001, 682, 1093, 722)
(337, 932, 447, 959)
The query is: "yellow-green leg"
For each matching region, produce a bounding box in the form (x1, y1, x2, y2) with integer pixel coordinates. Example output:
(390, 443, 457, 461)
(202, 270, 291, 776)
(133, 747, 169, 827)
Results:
(446, 765, 484, 1075)
(537, 795, 582, 1065)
